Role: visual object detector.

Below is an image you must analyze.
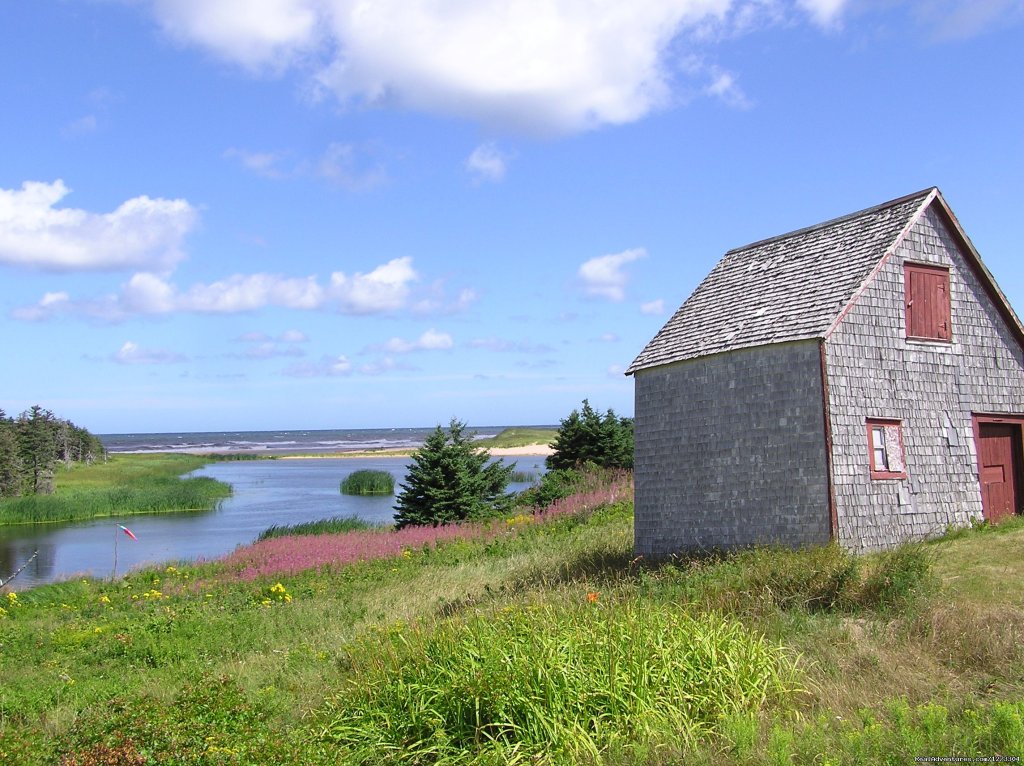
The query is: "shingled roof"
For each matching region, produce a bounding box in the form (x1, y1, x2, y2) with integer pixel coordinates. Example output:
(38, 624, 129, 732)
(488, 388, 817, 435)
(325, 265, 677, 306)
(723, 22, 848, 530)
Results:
(626, 188, 938, 375)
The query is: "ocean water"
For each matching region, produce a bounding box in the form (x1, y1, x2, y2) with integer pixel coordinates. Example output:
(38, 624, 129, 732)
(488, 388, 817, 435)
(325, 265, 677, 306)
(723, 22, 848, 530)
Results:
(99, 426, 527, 455)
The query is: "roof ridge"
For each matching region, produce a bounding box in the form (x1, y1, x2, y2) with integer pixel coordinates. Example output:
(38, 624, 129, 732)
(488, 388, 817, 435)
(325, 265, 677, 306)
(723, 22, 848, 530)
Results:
(724, 187, 937, 256)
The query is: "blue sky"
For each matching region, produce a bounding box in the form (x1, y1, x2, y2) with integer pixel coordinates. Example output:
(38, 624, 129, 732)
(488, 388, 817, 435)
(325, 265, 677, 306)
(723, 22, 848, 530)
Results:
(2, 0, 1022, 434)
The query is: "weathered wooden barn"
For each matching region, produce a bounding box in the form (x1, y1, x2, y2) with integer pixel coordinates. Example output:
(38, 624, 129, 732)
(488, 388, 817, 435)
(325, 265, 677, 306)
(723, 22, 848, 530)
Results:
(626, 188, 1024, 555)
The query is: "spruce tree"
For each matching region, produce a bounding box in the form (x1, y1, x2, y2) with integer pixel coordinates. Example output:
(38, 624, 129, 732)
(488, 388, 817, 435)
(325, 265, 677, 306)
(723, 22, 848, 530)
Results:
(547, 399, 634, 471)
(0, 410, 22, 497)
(394, 418, 515, 528)
(17, 405, 57, 495)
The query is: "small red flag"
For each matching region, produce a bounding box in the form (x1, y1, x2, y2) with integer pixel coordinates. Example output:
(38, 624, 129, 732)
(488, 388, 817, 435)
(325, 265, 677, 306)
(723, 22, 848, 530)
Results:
(119, 525, 138, 541)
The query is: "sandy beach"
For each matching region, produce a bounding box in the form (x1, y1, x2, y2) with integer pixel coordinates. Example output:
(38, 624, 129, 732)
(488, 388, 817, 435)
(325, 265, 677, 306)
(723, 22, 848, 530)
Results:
(275, 443, 554, 459)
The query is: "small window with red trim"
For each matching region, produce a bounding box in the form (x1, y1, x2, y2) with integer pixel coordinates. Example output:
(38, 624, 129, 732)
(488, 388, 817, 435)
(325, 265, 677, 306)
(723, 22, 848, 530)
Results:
(905, 263, 951, 342)
(867, 419, 907, 479)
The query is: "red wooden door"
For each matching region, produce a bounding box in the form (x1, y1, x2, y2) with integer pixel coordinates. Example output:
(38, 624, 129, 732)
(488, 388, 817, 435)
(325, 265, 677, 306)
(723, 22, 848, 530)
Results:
(978, 424, 1019, 523)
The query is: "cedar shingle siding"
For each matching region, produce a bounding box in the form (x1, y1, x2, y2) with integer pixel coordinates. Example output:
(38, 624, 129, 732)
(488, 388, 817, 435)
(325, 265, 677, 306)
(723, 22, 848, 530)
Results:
(629, 189, 1024, 555)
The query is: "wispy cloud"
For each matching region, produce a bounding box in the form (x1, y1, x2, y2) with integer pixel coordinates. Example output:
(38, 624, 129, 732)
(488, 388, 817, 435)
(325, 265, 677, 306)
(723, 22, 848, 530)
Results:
(467, 337, 555, 354)
(61, 114, 98, 138)
(224, 142, 387, 189)
(411, 284, 478, 315)
(112, 341, 187, 365)
(705, 67, 752, 108)
(465, 142, 509, 183)
(915, 0, 1024, 40)
(578, 248, 646, 301)
(232, 329, 308, 359)
(0, 180, 197, 272)
(283, 354, 354, 377)
(795, 0, 849, 27)
(640, 299, 666, 315)
(315, 142, 387, 190)
(223, 147, 289, 179)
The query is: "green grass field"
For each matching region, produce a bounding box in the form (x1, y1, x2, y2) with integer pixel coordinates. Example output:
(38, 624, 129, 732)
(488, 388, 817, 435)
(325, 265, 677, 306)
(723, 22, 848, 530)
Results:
(0, 484, 1021, 764)
(475, 427, 557, 449)
(0, 454, 231, 526)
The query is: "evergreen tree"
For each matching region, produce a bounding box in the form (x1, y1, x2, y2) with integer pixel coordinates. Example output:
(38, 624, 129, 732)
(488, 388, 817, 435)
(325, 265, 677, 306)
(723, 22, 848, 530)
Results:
(0, 406, 104, 498)
(17, 405, 57, 495)
(546, 399, 634, 471)
(394, 418, 515, 528)
(0, 410, 22, 497)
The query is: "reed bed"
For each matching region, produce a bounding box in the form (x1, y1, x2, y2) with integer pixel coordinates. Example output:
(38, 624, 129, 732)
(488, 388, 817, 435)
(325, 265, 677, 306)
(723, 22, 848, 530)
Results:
(340, 469, 395, 496)
(257, 515, 383, 541)
(0, 477, 230, 525)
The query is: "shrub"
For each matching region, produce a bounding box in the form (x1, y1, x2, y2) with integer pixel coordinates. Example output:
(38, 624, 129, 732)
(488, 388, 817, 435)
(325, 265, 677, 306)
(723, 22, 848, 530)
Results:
(515, 467, 587, 509)
(393, 419, 514, 528)
(340, 470, 395, 496)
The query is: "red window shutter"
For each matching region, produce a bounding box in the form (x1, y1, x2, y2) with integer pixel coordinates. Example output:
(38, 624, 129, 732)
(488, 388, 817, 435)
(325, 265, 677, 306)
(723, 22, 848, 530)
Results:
(905, 263, 951, 341)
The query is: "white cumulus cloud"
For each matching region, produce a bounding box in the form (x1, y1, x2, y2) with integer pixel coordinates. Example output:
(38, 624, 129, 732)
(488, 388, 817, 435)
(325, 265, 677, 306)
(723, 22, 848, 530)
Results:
(329, 256, 418, 314)
(152, 0, 321, 71)
(120, 272, 325, 314)
(148, 0, 740, 134)
(11, 255, 472, 321)
(579, 248, 646, 301)
(0, 180, 197, 272)
(381, 329, 454, 354)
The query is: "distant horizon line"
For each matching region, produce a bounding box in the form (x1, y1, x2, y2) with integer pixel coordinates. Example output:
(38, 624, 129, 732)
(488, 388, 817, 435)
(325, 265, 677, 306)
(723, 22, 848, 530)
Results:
(97, 424, 561, 437)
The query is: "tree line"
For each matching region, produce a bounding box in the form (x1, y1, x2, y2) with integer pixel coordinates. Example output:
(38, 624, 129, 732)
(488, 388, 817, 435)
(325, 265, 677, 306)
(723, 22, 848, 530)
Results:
(0, 405, 106, 497)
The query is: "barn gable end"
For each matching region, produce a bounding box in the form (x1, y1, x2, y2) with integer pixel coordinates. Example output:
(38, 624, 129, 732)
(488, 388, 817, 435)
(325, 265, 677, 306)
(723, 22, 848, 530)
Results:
(825, 203, 1024, 550)
(630, 188, 1024, 556)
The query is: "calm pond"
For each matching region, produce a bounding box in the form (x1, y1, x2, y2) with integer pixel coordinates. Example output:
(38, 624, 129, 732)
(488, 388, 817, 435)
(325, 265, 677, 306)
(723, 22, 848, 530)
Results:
(0, 456, 545, 590)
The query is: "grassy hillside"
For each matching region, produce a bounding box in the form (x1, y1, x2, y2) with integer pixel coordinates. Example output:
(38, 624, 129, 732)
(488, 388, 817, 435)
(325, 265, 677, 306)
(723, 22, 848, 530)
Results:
(0, 454, 231, 526)
(0, 479, 1021, 764)
(475, 427, 557, 449)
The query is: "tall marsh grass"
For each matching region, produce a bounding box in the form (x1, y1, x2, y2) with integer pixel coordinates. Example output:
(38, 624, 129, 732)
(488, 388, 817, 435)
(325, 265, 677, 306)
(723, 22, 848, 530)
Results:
(0, 477, 230, 525)
(340, 470, 395, 496)
(0, 454, 232, 526)
(257, 514, 382, 541)
(322, 597, 797, 764)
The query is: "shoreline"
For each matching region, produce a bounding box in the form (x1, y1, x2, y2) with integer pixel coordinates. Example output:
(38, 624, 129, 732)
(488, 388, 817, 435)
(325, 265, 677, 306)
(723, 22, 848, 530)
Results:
(108, 444, 555, 459)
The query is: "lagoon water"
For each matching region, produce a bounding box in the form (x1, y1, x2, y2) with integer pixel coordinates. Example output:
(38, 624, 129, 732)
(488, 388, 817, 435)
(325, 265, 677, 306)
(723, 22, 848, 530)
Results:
(0, 455, 545, 590)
